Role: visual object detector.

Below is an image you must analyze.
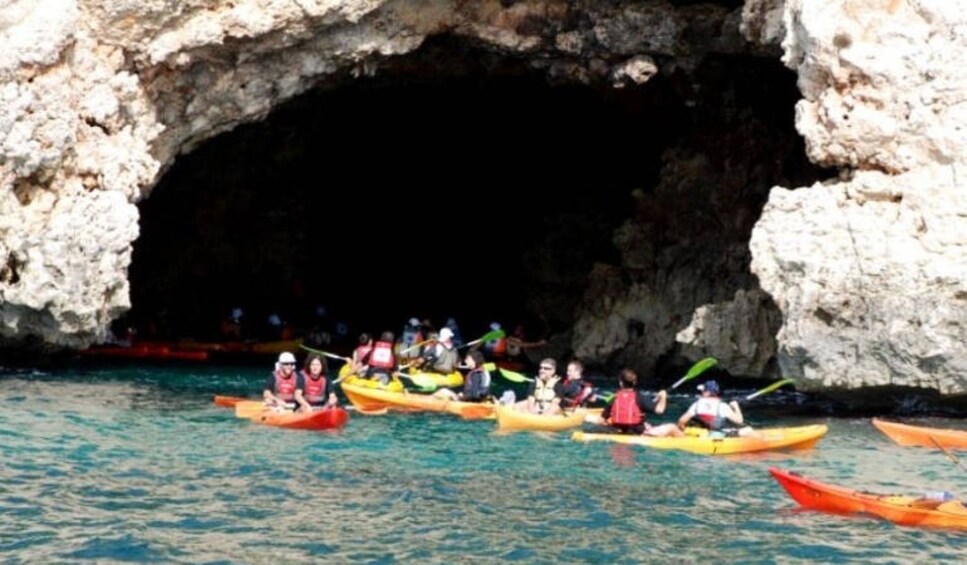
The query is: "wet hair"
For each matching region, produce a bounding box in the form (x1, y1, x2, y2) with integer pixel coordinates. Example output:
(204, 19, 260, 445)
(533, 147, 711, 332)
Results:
(618, 368, 637, 389)
(304, 353, 327, 373)
(540, 358, 557, 371)
(380, 331, 395, 342)
(358, 332, 371, 345)
(568, 359, 584, 372)
(466, 349, 485, 367)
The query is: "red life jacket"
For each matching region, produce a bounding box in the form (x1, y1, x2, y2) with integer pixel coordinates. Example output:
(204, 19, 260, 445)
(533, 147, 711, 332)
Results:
(610, 389, 642, 426)
(274, 370, 297, 401)
(369, 340, 395, 369)
(562, 379, 594, 408)
(354, 343, 374, 364)
(301, 370, 328, 403)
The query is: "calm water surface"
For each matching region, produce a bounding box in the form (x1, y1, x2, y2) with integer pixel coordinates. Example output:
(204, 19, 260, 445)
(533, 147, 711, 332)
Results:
(1, 365, 965, 564)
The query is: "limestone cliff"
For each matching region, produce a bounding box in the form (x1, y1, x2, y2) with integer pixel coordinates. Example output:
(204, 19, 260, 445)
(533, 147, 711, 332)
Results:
(0, 0, 964, 401)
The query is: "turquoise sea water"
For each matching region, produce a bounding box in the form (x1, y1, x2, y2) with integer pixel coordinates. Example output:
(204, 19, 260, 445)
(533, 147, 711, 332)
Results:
(1, 364, 965, 564)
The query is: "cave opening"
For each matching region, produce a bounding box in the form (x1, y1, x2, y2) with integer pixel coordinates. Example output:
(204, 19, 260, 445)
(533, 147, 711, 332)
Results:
(123, 37, 830, 364)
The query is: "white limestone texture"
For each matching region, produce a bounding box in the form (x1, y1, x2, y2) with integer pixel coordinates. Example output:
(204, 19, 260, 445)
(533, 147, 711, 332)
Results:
(749, 1, 967, 393)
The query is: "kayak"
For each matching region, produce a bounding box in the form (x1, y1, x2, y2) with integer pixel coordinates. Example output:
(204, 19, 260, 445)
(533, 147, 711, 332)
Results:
(213, 395, 248, 408)
(339, 374, 404, 393)
(571, 424, 828, 455)
(495, 405, 587, 432)
(79, 344, 209, 361)
(401, 369, 463, 388)
(872, 418, 967, 449)
(250, 407, 349, 430)
(340, 381, 487, 417)
(769, 467, 967, 529)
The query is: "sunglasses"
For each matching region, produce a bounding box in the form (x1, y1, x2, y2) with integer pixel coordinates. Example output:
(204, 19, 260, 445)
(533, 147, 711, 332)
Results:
(539, 365, 553, 370)
(281, 362, 296, 366)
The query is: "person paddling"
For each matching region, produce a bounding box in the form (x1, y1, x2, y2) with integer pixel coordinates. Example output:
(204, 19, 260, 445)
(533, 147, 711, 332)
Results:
(676, 380, 754, 437)
(560, 359, 595, 409)
(433, 349, 492, 402)
(295, 353, 338, 412)
(600, 368, 678, 436)
(516, 358, 563, 415)
(264, 352, 299, 410)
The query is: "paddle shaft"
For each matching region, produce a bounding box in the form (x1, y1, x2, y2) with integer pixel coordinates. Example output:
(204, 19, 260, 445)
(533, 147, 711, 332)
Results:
(930, 436, 967, 473)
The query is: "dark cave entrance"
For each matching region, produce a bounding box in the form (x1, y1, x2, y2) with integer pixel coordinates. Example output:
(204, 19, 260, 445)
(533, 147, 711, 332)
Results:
(124, 38, 828, 358)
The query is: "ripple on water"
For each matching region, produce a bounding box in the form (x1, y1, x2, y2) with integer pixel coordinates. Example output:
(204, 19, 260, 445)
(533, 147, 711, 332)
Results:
(1, 371, 967, 563)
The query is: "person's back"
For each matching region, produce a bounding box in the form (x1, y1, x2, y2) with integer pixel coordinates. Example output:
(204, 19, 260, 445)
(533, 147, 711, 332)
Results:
(677, 380, 754, 437)
(366, 331, 397, 384)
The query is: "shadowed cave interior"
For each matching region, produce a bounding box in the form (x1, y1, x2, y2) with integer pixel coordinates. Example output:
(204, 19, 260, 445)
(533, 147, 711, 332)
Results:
(123, 40, 824, 359)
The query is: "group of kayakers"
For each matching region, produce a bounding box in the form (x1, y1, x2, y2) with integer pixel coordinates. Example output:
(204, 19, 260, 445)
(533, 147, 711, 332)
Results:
(261, 332, 756, 439)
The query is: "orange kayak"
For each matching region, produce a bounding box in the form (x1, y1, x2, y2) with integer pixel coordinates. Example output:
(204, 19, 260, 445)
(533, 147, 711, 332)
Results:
(769, 467, 967, 529)
(213, 395, 247, 408)
(872, 418, 967, 449)
(250, 407, 349, 430)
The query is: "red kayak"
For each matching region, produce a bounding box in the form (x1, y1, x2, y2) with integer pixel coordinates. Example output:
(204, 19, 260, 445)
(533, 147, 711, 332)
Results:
(251, 407, 350, 430)
(79, 344, 209, 361)
(770, 467, 967, 529)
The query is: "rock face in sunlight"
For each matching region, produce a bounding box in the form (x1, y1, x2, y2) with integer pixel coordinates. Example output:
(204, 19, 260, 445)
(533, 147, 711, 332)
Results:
(0, 0, 964, 400)
(749, 1, 967, 394)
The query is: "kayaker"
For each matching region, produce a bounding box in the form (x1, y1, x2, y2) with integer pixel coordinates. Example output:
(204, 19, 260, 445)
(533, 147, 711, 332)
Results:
(295, 353, 338, 411)
(350, 332, 374, 376)
(516, 358, 563, 415)
(482, 322, 508, 360)
(600, 368, 678, 435)
(365, 331, 397, 385)
(397, 318, 424, 360)
(416, 327, 459, 374)
(560, 359, 595, 409)
(263, 351, 299, 409)
(676, 380, 754, 437)
(433, 349, 491, 402)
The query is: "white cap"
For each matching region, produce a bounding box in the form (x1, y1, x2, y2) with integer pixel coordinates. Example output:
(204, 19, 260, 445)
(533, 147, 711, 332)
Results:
(231, 308, 243, 320)
(268, 314, 282, 326)
(490, 322, 501, 331)
(439, 327, 454, 341)
(278, 352, 296, 364)
(409, 317, 420, 326)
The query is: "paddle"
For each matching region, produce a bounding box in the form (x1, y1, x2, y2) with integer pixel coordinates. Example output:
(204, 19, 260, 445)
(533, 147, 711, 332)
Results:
(484, 363, 534, 383)
(670, 357, 719, 390)
(597, 357, 720, 403)
(400, 328, 506, 355)
(396, 371, 441, 392)
(929, 435, 967, 473)
(300, 344, 351, 363)
(739, 378, 795, 402)
(461, 328, 506, 349)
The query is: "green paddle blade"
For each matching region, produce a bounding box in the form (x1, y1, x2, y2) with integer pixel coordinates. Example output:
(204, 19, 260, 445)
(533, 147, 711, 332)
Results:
(401, 373, 441, 391)
(742, 378, 794, 402)
(463, 329, 506, 348)
(670, 357, 718, 389)
(497, 367, 533, 383)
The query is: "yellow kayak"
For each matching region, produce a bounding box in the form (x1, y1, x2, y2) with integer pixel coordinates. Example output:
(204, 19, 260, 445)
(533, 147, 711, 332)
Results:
(341, 381, 487, 416)
(571, 424, 828, 455)
(336, 364, 405, 393)
(402, 369, 463, 388)
(495, 405, 587, 432)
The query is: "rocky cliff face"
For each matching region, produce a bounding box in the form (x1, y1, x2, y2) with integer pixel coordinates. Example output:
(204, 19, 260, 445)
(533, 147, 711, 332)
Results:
(1, 1, 964, 398)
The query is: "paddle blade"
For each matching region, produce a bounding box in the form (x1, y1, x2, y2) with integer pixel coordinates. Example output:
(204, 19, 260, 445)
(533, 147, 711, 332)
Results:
(463, 328, 506, 349)
(498, 368, 533, 383)
(400, 373, 440, 391)
(234, 400, 269, 418)
(742, 378, 795, 402)
(670, 357, 718, 389)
